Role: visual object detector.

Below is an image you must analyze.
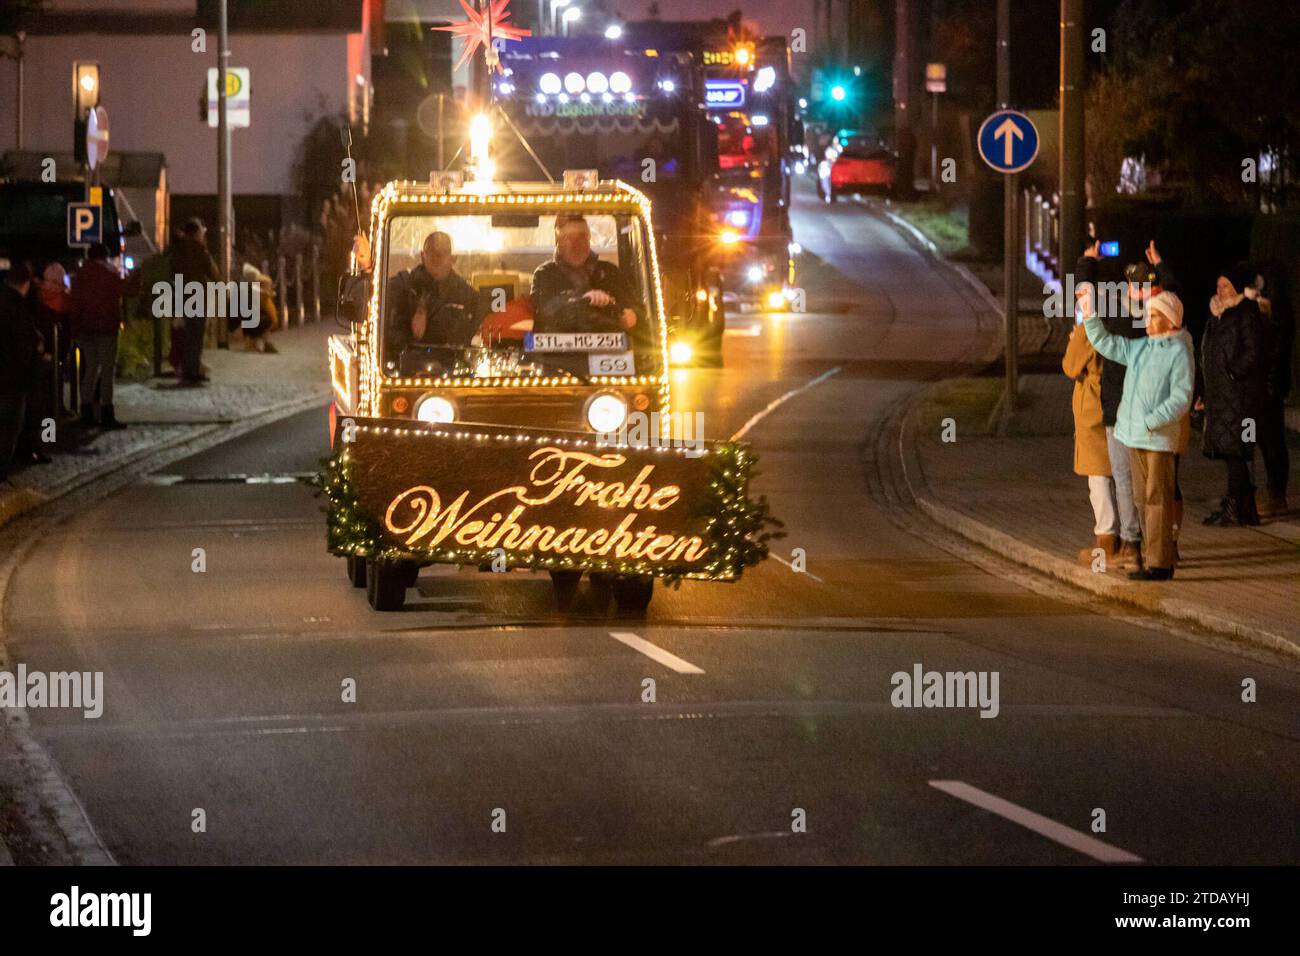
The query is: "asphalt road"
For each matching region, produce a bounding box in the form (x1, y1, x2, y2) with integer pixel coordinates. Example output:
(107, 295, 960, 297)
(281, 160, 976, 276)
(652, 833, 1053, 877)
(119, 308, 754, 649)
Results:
(6, 183, 1299, 864)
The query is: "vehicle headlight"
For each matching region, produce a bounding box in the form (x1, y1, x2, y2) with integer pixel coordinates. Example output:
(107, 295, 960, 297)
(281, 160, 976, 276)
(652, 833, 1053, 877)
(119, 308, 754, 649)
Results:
(539, 72, 562, 95)
(415, 395, 455, 424)
(747, 265, 764, 283)
(670, 341, 694, 365)
(719, 229, 740, 246)
(586, 71, 609, 94)
(585, 392, 628, 433)
(610, 71, 632, 94)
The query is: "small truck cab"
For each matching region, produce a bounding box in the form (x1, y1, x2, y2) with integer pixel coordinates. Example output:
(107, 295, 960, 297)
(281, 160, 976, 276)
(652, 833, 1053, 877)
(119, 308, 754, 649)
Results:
(324, 171, 772, 613)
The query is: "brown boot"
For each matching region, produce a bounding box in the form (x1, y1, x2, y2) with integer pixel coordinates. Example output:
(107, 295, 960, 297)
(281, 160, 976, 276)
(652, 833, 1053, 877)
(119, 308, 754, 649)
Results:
(1259, 493, 1289, 519)
(1077, 533, 1119, 567)
(1111, 540, 1142, 570)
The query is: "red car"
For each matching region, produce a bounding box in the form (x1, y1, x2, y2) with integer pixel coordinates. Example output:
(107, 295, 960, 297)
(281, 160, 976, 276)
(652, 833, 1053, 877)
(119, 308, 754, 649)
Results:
(818, 135, 896, 202)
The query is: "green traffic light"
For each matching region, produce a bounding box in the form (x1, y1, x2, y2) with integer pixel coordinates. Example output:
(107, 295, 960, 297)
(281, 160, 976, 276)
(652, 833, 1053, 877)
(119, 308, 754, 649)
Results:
(831, 84, 847, 102)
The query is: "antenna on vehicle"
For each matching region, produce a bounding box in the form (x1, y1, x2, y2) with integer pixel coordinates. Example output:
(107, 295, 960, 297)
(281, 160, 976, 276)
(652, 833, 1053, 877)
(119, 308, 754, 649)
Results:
(341, 124, 364, 229)
(494, 103, 556, 184)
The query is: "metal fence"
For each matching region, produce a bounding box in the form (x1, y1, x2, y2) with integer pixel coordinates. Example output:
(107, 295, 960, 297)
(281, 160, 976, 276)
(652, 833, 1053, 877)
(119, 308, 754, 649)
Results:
(1024, 185, 1061, 283)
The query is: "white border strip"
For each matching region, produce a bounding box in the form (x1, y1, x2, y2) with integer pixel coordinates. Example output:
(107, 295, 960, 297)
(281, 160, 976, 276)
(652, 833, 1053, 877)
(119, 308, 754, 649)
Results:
(730, 366, 841, 442)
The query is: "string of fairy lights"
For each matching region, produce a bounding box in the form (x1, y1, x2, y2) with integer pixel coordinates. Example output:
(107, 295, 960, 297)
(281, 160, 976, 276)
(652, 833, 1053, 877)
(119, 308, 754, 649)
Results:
(354, 181, 673, 420)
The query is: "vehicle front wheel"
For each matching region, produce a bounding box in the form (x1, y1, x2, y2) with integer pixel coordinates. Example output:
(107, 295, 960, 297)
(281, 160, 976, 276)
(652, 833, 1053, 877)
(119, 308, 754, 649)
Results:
(346, 554, 367, 588)
(366, 559, 408, 611)
(550, 569, 582, 611)
(613, 575, 654, 616)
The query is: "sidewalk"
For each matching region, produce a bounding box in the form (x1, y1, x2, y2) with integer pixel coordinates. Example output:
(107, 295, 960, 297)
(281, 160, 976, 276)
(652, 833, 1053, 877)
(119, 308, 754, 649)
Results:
(0, 321, 335, 530)
(904, 373, 1300, 656)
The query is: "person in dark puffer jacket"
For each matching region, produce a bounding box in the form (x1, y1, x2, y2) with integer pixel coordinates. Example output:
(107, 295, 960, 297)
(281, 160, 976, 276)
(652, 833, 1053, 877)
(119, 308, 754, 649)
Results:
(1199, 262, 1269, 527)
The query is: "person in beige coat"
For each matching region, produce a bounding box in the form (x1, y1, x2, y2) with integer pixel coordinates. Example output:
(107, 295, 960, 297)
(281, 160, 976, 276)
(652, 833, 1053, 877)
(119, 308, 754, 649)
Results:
(1064, 283, 1120, 565)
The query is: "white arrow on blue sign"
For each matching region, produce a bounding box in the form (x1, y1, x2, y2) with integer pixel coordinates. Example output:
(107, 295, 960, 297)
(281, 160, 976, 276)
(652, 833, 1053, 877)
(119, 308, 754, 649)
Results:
(977, 109, 1039, 174)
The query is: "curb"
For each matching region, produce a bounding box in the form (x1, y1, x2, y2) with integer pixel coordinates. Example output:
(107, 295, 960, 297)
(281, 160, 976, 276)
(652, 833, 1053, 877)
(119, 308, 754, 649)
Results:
(0, 386, 332, 866)
(896, 386, 1300, 661)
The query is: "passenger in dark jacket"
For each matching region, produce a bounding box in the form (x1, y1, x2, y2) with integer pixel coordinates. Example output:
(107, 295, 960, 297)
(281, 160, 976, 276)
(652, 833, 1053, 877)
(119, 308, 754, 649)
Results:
(532, 215, 642, 338)
(1200, 263, 1269, 526)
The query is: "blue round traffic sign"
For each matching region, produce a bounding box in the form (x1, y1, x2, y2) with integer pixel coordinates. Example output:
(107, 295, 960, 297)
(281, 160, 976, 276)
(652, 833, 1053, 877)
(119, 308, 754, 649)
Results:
(977, 109, 1039, 174)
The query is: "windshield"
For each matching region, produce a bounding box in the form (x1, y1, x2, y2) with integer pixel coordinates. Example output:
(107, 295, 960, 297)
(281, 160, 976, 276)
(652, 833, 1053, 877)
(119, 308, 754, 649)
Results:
(716, 113, 778, 170)
(380, 208, 659, 380)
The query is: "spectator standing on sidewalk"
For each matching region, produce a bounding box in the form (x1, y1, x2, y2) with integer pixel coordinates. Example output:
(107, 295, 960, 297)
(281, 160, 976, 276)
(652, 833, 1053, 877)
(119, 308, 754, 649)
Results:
(1200, 263, 1268, 527)
(1065, 249, 1119, 565)
(0, 263, 43, 483)
(69, 243, 128, 430)
(33, 262, 72, 365)
(172, 218, 219, 386)
(1084, 290, 1194, 581)
(1250, 270, 1294, 517)
(18, 264, 69, 464)
(1097, 242, 1180, 569)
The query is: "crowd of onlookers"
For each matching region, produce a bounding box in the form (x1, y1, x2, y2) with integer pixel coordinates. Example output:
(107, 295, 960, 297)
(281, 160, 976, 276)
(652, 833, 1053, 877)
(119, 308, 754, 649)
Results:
(0, 217, 281, 486)
(1, 245, 130, 485)
(1066, 241, 1295, 581)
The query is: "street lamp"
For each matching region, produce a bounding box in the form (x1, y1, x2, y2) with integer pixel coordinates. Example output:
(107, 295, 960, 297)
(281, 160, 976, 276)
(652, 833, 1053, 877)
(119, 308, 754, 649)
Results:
(73, 61, 100, 120)
(562, 6, 581, 37)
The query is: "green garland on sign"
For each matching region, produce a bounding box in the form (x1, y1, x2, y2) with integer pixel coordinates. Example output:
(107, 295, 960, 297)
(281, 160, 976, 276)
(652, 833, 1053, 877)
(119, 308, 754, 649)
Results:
(695, 441, 784, 581)
(312, 442, 782, 585)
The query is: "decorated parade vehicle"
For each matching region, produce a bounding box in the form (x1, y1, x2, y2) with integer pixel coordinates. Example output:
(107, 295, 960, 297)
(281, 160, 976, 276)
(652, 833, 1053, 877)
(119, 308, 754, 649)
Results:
(324, 164, 776, 613)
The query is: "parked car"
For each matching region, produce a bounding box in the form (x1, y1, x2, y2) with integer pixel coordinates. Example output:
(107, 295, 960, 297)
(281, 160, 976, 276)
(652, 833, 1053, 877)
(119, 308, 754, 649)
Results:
(0, 180, 141, 278)
(817, 134, 896, 202)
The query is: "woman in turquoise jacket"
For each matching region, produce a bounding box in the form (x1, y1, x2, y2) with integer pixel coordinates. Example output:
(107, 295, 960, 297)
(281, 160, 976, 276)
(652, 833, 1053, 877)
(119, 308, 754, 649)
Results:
(1083, 290, 1194, 580)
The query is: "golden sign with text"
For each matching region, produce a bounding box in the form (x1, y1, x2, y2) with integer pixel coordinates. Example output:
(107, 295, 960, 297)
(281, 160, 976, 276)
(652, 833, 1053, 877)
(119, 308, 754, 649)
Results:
(343, 420, 723, 577)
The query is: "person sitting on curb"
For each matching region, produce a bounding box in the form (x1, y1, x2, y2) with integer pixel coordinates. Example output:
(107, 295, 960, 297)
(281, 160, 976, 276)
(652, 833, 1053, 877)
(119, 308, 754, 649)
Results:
(1083, 288, 1194, 581)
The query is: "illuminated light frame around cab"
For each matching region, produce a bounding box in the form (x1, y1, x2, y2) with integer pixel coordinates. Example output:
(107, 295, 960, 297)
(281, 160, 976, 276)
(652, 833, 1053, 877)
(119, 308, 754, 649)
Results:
(358, 182, 672, 421)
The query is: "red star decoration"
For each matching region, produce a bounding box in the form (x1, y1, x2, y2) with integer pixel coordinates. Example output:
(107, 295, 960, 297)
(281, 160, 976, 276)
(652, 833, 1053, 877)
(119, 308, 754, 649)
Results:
(434, 0, 531, 74)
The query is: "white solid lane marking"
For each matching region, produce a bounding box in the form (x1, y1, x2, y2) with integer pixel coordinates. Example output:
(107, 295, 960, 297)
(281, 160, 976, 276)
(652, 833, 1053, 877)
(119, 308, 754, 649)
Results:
(730, 366, 842, 441)
(609, 631, 705, 675)
(929, 780, 1143, 863)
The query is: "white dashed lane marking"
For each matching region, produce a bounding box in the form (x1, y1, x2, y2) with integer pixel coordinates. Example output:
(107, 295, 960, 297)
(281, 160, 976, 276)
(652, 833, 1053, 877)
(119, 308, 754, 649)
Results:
(929, 780, 1143, 863)
(609, 631, 705, 675)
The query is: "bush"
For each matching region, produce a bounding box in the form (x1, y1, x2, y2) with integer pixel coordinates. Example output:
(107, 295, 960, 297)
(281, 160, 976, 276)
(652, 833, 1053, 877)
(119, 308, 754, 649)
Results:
(116, 317, 164, 382)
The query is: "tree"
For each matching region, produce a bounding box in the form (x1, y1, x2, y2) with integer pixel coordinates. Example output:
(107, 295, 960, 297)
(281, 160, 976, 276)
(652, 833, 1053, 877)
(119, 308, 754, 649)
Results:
(0, 0, 46, 36)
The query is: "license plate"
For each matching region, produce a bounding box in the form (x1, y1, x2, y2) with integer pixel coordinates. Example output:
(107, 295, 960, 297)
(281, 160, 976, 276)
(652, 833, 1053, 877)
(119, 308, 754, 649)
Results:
(588, 351, 635, 376)
(526, 332, 628, 352)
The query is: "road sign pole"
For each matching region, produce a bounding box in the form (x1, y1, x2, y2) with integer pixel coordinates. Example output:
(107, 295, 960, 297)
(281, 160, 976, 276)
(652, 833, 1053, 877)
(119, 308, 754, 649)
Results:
(997, 0, 1018, 408)
(217, 0, 233, 347)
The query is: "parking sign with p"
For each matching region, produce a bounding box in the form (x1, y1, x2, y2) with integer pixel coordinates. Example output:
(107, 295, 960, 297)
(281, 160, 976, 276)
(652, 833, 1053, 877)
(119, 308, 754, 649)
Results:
(67, 202, 102, 248)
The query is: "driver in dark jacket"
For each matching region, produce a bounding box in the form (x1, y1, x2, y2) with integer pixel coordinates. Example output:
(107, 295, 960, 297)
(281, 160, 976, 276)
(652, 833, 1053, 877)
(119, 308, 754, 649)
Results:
(385, 231, 482, 360)
(532, 215, 640, 334)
